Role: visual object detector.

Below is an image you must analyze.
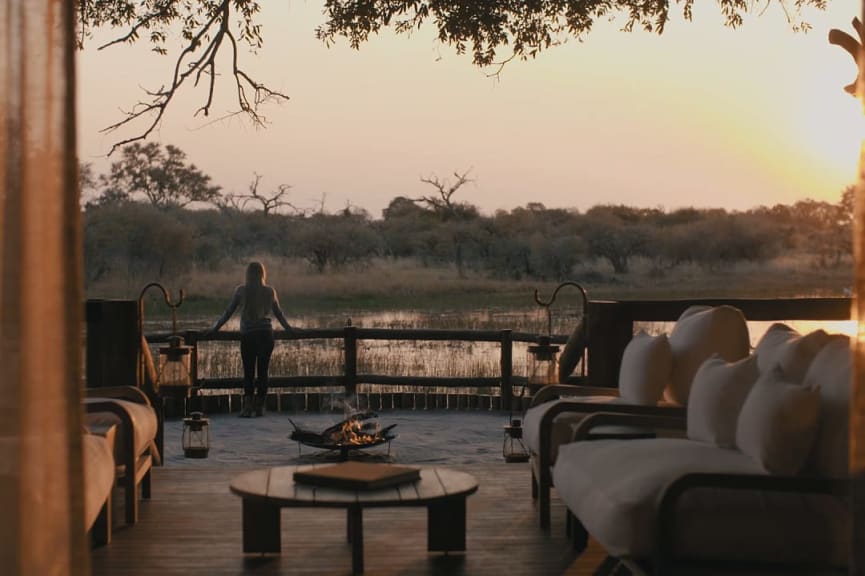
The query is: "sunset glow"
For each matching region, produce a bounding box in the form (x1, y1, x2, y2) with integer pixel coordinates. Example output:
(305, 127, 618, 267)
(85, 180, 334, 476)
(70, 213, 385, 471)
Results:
(77, 0, 862, 215)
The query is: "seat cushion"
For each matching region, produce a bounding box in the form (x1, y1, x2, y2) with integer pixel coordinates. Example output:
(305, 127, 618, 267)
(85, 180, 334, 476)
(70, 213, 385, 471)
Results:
(86, 398, 158, 462)
(553, 438, 849, 566)
(522, 396, 621, 463)
(552, 438, 763, 558)
(82, 433, 115, 530)
(665, 305, 750, 405)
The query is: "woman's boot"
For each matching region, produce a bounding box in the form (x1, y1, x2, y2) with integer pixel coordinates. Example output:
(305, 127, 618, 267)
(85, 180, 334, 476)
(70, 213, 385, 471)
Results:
(254, 395, 265, 417)
(240, 394, 253, 418)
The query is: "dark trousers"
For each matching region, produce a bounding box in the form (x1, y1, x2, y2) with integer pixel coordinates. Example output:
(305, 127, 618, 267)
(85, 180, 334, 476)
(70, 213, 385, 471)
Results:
(240, 329, 275, 397)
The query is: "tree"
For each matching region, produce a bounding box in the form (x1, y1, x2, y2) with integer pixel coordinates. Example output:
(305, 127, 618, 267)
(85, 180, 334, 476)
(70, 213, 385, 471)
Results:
(317, 1, 825, 71)
(96, 142, 222, 209)
(236, 172, 300, 216)
(417, 169, 478, 221)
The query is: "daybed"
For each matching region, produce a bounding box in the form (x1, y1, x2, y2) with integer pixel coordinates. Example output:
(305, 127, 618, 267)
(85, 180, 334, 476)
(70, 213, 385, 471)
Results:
(84, 385, 160, 525)
(523, 305, 751, 528)
(552, 323, 850, 574)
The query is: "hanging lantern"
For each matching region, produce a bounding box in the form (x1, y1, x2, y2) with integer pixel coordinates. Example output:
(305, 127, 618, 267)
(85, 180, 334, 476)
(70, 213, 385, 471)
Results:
(503, 417, 530, 463)
(527, 335, 560, 389)
(157, 335, 193, 393)
(182, 411, 210, 458)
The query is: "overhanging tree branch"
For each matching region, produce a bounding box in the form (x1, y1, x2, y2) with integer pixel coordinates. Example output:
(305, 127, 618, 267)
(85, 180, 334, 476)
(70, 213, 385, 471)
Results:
(80, 0, 289, 155)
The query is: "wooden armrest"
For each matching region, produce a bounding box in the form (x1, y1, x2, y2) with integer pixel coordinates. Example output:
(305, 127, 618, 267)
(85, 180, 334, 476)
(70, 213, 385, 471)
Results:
(83, 398, 161, 467)
(655, 472, 849, 573)
(86, 385, 151, 406)
(538, 401, 685, 490)
(529, 383, 619, 408)
(572, 411, 686, 441)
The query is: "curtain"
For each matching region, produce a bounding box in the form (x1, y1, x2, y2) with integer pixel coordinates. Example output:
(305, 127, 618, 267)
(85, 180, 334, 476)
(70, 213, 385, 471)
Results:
(0, 1, 86, 575)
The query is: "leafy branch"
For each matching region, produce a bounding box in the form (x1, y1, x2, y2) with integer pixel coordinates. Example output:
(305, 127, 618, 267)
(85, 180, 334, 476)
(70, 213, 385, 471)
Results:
(78, 0, 289, 155)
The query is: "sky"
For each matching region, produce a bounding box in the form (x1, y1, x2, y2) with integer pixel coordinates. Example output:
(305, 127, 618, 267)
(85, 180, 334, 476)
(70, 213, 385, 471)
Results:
(77, 0, 865, 218)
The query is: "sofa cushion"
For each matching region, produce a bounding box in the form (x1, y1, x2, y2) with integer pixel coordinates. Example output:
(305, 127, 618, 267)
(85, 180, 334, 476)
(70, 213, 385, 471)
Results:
(755, 323, 830, 383)
(85, 398, 158, 462)
(552, 438, 848, 565)
(665, 305, 750, 405)
(82, 433, 115, 530)
(803, 335, 851, 478)
(618, 330, 672, 405)
(687, 354, 759, 448)
(735, 366, 821, 475)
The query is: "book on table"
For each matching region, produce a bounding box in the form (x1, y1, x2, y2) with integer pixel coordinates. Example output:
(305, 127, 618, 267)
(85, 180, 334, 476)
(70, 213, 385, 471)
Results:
(293, 461, 421, 490)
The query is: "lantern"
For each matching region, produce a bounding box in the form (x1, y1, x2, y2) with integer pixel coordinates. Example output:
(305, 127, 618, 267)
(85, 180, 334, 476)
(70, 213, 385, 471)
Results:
(527, 335, 560, 389)
(157, 335, 193, 393)
(503, 417, 530, 463)
(182, 411, 210, 458)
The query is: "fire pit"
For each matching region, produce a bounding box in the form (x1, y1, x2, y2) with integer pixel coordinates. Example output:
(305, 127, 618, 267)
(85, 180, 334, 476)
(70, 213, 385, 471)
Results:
(289, 411, 397, 460)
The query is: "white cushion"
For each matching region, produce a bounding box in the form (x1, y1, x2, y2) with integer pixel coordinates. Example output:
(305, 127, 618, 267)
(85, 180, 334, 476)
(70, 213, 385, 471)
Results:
(521, 396, 621, 463)
(552, 438, 848, 565)
(552, 438, 763, 558)
(755, 323, 830, 383)
(618, 330, 672, 405)
(687, 354, 759, 448)
(803, 335, 851, 478)
(665, 305, 750, 405)
(735, 366, 821, 475)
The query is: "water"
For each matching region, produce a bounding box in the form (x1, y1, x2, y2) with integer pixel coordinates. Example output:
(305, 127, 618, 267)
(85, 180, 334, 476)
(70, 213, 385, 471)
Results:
(151, 308, 856, 393)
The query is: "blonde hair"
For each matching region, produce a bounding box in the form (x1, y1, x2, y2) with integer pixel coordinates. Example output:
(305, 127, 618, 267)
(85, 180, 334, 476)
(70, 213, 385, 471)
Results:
(245, 261, 266, 286)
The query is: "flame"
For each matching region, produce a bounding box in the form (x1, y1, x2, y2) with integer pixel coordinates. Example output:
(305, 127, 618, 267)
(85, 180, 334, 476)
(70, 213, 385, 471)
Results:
(330, 414, 384, 446)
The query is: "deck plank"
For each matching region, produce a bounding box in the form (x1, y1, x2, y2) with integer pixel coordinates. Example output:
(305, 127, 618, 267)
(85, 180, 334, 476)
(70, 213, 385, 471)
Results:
(92, 462, 607, 575)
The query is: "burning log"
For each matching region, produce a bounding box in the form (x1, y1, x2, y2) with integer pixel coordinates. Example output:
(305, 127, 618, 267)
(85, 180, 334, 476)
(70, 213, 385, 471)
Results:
(288, 411, 397, 454)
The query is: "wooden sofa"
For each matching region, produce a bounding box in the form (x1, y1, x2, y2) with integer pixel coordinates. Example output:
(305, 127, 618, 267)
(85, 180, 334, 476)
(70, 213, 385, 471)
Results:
(523, 304, 751, 528)
(551, 324, 851, 574)
(523, 297, 851, 530)
(84, 385, 160, 525)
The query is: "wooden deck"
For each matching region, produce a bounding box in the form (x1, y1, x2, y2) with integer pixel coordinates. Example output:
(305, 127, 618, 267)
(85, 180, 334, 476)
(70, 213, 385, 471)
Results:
(91, 462, 607, 575)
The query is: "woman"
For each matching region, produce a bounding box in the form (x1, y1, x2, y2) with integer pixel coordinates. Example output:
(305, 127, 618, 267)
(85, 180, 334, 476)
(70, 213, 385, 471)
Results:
(207, 261, 295, 417)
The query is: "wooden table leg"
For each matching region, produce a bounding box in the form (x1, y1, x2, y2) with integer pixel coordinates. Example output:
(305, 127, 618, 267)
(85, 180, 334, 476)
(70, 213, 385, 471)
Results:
(242, 499, 280, 554)
(348, 505, 364, 573)
(427, 497, 467, 552)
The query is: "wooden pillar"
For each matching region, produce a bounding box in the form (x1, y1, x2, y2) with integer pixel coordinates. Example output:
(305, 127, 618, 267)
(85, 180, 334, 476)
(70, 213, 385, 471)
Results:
(343, 325, 358, 399)
(0, 1, 87, 574)
(500, 329, 513, 411)
(585, 301, 632, 389)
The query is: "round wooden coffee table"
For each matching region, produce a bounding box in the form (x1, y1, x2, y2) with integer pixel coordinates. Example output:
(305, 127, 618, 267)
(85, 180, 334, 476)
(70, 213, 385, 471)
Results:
(230, 464, 478, 574)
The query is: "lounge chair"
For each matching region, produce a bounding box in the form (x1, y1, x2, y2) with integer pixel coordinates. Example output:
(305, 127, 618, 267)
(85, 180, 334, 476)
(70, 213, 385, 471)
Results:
(523, 305, 751, 528)
(552, 325, 849, 574)
(84, 385, 160, 525)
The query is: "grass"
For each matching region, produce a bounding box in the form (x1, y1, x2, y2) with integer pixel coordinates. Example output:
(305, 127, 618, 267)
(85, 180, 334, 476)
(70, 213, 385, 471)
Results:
(88, 255, 853, 320)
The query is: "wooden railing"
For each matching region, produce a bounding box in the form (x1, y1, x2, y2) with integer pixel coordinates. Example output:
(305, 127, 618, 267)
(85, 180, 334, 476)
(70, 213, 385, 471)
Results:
(171, 327, 541, 410)
(143, 297, 853, 410)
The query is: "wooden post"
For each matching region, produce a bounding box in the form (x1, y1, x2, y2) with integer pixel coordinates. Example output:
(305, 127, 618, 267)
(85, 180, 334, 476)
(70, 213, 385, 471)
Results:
(344, 325, 358, 399)
(500, 329, 513, 411)
(585, 301, 632, 389)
